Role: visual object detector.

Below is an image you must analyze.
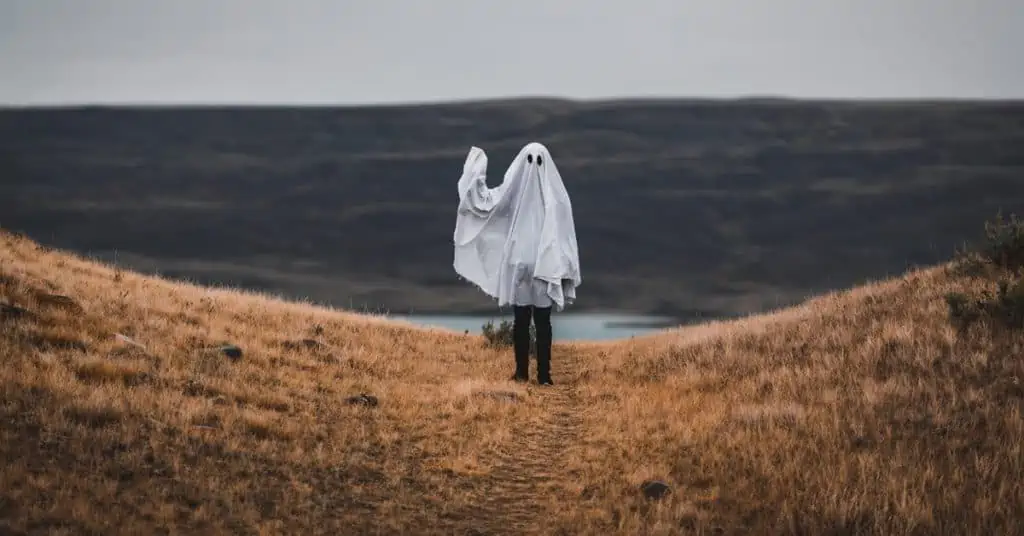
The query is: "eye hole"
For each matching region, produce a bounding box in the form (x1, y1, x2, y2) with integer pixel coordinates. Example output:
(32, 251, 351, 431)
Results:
(527, 154, 533, 164)
(537, 155, 544, 166)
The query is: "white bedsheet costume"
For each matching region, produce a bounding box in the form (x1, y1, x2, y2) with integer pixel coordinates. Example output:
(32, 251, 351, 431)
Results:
(453, 142, 581, 310)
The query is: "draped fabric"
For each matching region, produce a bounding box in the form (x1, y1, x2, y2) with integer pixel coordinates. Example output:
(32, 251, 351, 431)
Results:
(453, 142, 581, 310)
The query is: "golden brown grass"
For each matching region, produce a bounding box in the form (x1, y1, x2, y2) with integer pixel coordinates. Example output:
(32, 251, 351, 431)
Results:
(2, 229, 1022, 535)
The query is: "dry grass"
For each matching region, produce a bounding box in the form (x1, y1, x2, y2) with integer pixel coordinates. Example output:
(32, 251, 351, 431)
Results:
(2, 230, 1022, 535)
(559, 270, 1024, 535)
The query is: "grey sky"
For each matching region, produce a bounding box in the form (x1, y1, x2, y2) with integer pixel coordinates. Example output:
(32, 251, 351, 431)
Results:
(1, 0, 1021, 105)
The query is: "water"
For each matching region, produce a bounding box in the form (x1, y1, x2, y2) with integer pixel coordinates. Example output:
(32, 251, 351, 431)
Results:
(392, 312, 679, 341)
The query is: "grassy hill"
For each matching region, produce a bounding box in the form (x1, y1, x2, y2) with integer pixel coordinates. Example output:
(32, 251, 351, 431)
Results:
(2, 99, 1024, 318)
(2, 225, 1022, 535)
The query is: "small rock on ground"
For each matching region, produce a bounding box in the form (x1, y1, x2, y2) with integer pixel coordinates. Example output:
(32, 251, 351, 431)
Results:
(346, 394, 378, 407)
(217, 345, 243, 361)
(640, 480, 672, 500)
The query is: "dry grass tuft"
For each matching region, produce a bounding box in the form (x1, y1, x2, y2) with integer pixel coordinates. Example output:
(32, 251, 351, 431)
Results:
(74, 358, 151, 386)
(2, 227, 1023, 535)
(64, 403, 125, 429)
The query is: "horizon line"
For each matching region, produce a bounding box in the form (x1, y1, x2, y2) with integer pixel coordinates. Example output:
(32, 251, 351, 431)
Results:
(3, 93, 1024, 110)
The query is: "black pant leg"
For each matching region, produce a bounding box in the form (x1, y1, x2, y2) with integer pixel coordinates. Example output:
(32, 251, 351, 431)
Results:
(533, 306, 553, 381)
(512, 305, 533, 378)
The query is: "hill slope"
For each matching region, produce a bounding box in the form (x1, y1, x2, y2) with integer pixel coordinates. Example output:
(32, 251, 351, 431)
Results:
(2, 99, 1024, 317)
(2, 229, 1022, 535)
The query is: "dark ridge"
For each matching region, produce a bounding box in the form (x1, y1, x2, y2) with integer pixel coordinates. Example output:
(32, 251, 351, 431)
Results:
(2, 99, 1023, 317)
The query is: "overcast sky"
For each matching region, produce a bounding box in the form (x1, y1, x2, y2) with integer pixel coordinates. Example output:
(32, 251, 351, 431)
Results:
(1, 0, 1021, 105)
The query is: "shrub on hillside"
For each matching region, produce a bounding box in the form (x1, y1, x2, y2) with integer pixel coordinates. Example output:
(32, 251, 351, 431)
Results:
(481, 318, 536, 355)
(947, 277, 1024, 331)
(952, 212, 1024, 276)
(980, 212, 1024, 270)
(947, 212, 1024, 331)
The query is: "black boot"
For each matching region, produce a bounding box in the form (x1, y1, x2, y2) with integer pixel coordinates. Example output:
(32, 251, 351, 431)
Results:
(534, 306, 554, 385)
(511, 306, 532, 382)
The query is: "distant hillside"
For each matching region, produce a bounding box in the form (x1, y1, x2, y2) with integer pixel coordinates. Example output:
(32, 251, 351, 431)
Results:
(2, 98, 1023, 317)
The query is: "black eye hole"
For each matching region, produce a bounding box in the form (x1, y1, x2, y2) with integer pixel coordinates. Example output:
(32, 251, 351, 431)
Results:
(527, 154, 533, 164)
(537, 155, 544, 166)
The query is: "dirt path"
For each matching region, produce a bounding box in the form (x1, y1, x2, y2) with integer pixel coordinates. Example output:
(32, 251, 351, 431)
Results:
(457, 352, 585, 535)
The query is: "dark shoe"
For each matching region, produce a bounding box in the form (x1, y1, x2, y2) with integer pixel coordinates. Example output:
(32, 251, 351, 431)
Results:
(510, 372, 528, 383)
(536, 352, 552, 386)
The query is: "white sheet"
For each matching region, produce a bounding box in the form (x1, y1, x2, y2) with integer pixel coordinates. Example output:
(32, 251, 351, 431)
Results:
(453, 142, 582, 310)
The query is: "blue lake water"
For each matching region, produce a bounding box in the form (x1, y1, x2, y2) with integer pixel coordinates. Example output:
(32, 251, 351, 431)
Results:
(392, 312, 680, 341)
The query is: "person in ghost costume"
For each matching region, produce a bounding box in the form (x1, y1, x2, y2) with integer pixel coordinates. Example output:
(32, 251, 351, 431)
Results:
(453, 142, 582, 385)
